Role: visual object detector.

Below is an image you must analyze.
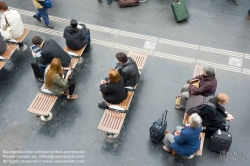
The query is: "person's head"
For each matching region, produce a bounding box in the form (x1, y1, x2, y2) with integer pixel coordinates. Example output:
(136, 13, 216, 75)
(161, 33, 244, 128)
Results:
(0, 2, 8, 12)
(116, 52, 128, 64)
(216, 93, 229, 105)
(70, 19, 78, 28)
(202, 66, 215, 77)
(189, 113, 202, 128)
(32, 36, 43, 46)
(45, 58, 63, 88)
(108, 69, 121, 83)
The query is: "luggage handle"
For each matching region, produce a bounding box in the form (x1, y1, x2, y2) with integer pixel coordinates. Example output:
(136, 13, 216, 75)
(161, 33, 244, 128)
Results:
(161, 110, 168, 126)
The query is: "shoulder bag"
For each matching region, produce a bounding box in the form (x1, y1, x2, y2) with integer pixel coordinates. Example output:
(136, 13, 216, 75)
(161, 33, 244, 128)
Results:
(1, 15, 12, 40)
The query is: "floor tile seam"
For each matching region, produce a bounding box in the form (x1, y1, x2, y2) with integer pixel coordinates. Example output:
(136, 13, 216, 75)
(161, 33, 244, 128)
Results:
(23, 24, 248, 75)
(14, 7, 248, 59)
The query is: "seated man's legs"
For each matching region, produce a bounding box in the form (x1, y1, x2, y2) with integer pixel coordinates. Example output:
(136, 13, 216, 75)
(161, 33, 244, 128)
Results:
(38, 63, 49, 77)
(176, 84, 189, 109)
(83, 34, 91, 53)
(162, 133, 175, 151)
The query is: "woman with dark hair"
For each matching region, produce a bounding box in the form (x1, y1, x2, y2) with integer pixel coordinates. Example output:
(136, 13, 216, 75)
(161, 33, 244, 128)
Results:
(99, 69, 127, 105)
(176, 66, 217, 110)
(0, 2, 24, 39)
(44, 58, 78, 100)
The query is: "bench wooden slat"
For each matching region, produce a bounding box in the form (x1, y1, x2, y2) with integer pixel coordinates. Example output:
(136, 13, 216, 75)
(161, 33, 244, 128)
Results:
(195, 132, 205, 156)
(28, 93, 57, 116)
(107, 91, 134, 111)
(0, 61, 5, 70)
(15, 28, 30, 43)
(97, 109, 126, 134)
(69, 57, 79, 69)
(193, 64, 203, 78)
(128, 51, 148, 69)
(2, 43, 18, 59)
(64, 45, 86, 57)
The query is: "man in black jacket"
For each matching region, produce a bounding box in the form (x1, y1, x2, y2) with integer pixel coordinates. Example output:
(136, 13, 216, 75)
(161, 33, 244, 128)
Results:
(199, 93, 234, 137)
(115, 52, 140, 87)
(31, 36, 71, 76)
(63, 19, 91, 53)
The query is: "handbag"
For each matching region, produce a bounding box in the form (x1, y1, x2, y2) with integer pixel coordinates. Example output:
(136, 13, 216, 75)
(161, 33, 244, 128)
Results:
(188, 79, 200, 94)
(39, 0, 52, 8)
(1, 15, 12, 40)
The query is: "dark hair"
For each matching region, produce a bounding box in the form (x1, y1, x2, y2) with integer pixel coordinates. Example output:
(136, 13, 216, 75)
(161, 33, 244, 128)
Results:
(0, 2, 8, 11)
(108, 69, 121, 83)
(70, 19, 78, 28)
(32, 36, 43, 45)
(116, 52, 128, 63)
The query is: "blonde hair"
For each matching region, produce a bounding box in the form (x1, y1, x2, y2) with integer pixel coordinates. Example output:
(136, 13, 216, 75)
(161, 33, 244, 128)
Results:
(45, 58, 63, 88)
(216, 93, 229, 103)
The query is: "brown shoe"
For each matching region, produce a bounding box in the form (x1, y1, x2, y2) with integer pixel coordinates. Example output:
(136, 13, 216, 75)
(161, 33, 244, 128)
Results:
(67, 94, 78, 100)
(247, 15, 250, 20)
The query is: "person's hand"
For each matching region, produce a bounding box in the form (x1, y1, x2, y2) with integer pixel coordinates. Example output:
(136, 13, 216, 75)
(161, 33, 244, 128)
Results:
(63, 67, 71, 70)
(186, 84, 190, 87)
(32, 51, 36, 57)
(66, 69, 72, 77)
(226, 114, 234, 122)
(100, 80, 106, 85)
(174, 130, 180, 136)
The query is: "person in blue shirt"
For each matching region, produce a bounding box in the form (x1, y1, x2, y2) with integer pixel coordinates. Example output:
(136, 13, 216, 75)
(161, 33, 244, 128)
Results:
(162, 113, 202, 159)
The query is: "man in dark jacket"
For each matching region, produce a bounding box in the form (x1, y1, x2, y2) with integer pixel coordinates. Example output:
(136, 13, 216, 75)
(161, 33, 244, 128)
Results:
(115, 52, 140, 87)
(63, 19, 91, 53)
(199, 93, 234, 137)
(31, 36, 71, 76)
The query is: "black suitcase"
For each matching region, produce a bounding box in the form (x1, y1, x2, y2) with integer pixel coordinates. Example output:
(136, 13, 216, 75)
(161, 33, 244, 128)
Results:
(31, 62, 42, 78)
(209, 129, 232, 153)
(149, 110, 168, 143)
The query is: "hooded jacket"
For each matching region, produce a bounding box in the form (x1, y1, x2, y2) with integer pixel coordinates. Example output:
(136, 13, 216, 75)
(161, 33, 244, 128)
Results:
(63, 26, 87, 50)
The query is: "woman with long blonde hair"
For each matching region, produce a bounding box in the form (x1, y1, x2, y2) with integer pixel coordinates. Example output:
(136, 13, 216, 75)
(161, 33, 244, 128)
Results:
(45, 58, 78, 100)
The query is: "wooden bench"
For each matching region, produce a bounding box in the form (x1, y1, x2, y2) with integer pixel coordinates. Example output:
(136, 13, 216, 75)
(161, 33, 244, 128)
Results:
(0, 61, 6, 70)
(98, 51, 147, 138)
(182, 64, 205, 156)
(15, 28, 30, 51)
(27, 92, 57, 121)
(65, 45, 86, 69)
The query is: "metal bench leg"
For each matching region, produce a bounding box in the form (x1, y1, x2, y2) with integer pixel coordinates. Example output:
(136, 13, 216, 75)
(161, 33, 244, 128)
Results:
(17, 42, 27, 51)
(40, 112, 53, 121)
(78, 57, 84, 64)
(107, 133, 119, 138)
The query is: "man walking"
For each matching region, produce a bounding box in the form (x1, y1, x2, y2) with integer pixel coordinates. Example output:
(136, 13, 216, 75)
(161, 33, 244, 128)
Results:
(32, 0, 54, 28)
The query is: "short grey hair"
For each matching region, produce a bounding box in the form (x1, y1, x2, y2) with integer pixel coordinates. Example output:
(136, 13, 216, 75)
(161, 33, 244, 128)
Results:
(189, 113, 202, 128)
(203, 66, 215, 77)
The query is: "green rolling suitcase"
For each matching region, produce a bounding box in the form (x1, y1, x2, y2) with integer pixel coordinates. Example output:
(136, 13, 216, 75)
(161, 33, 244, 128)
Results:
(171, 0, 190, 23)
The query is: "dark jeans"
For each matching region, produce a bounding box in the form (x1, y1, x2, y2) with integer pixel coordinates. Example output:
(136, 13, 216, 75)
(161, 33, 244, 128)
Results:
(248, 9, 250, 15)
(83, 34, 91, 53)
(35, 8, 50, 25)
(67, 82, 76, 95)
(38, 63, 49, 77)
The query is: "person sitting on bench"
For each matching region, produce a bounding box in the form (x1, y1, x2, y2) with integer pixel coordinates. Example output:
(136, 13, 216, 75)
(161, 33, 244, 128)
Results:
(115, 52, 140, 87)
(31, 36, 71, 77)
(0, 32, 7, 57)
(176, 66, 217, 110)
(162, 113, 202, 159)
(199, 93, 234, 137)
(44, 58, 78, 100)
(99, 69, 127, 107)
(63, 19, 92, 53)
(0, 2, 24, 39)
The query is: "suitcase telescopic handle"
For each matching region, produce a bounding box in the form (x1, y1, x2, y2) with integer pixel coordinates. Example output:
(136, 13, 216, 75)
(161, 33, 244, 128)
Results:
(161, 110, 168, 126)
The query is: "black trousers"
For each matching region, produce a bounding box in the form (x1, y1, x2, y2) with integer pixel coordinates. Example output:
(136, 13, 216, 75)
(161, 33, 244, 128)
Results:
(67, 82, 76, 95)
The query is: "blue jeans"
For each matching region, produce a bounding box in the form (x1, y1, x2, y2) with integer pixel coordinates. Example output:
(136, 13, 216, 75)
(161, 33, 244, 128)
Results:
(83, 34, 91, 53)
(38, 63, 49, 77)
(35, 8, 50, 25)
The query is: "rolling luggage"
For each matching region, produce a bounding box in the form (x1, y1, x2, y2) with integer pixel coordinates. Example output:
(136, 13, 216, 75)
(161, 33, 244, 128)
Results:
(118, 0, 140, 8)
(149, 110, 168, 143)
(31, 62, 42, 78)
(209, 129, 232, 153)
(171, 0, 190, 23)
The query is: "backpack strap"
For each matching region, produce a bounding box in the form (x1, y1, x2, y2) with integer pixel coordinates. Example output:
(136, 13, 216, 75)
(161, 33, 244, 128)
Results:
(205, 95, 216, 109)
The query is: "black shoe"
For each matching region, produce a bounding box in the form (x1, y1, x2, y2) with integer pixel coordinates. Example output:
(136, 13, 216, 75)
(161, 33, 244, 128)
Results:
(46, 24, 54, 29)
(108, 0, 113, 4)
(33, 15, 41, 22)
(98, 101, 108, 109)
(233, 0, 239, 5)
